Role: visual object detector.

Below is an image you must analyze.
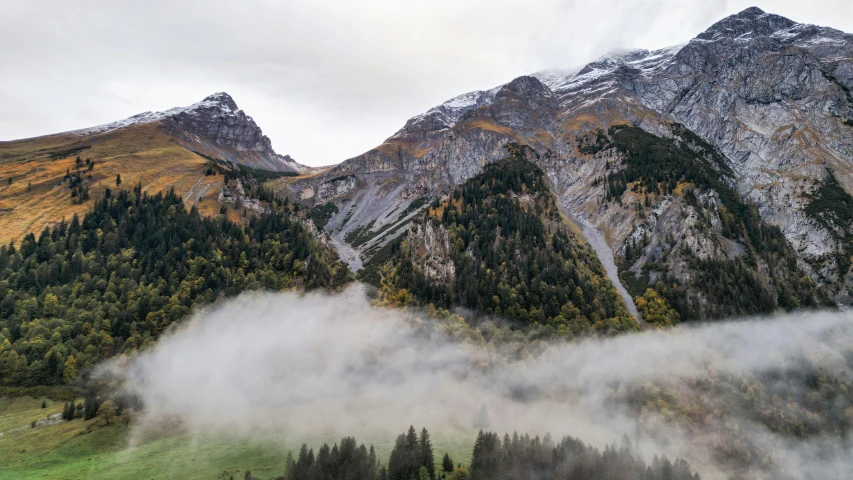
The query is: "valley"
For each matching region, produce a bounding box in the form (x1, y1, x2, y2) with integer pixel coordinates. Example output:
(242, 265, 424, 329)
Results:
(1, 5, 853, 480)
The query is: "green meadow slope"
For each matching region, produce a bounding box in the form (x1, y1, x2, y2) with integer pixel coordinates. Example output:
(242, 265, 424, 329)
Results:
(0, 397, 474, 480)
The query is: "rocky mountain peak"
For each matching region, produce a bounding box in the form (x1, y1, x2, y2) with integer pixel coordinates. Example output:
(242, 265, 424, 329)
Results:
(696, 6, 796, 41)
(495, 75, 552, 103)
(162, 93, 306, 173)
(200, 92, 239, 111)
(286, 6, 853, 314)
(68, 92, 306, 173)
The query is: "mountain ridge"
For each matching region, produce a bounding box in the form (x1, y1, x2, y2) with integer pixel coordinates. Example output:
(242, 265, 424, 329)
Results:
(1, 6, 851, 318)
(0, 91, 314, 244)
(281, 6, 853, 318)
(66, 92, 308, 174)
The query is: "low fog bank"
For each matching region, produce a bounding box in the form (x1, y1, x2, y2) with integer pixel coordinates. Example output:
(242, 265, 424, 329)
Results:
(110, 285, 853, 478)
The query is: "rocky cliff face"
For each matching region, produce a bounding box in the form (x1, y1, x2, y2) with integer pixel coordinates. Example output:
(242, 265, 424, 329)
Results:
(399, 220, 456, 284)
(636, 8, 853, 249)
(75, 92, 307, 173)
(551, 7, 853, 304)
(288, 7, 853, 315)
(162, 93, 307, 173)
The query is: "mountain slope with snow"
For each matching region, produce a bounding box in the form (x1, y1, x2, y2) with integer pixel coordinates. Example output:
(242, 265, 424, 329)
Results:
(68, 92, 308, 173)
(285, 6, 853, 318)
(0, 92, 311, 243)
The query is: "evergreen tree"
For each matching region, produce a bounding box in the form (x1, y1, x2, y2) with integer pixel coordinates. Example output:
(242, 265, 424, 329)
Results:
(283, 437, 381, 480)
(419, 428, 435, 480)
(389, 426, 434, 480)
(284, 451, 295, 480)
(83, 393, 100, 420)
(466, 430, 699, 480)
(442, 453, 453, 473)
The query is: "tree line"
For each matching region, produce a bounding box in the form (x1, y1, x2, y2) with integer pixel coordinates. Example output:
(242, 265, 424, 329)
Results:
(241, 426, 700, 480)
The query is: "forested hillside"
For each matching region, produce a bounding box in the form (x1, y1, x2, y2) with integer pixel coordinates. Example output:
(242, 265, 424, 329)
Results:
(600, 125, 826, 323)
(369, 145, 636, 336)
(0, 186, 349, 388)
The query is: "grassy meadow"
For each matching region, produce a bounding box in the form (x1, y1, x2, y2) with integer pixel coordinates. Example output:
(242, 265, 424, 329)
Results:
(0, 124, 224, 245)
(0, 396, 474, 480)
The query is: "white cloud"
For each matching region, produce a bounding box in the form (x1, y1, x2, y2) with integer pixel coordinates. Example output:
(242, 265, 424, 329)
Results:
(112, 286, 853, 478)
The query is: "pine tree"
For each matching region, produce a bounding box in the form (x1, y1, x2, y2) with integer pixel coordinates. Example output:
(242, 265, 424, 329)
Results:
(284, 451, 295, 480)
(389, 426, 433, 480)
(387, 434, 407, 480)
(116, 174, 122, 186)
(419, 428, 435, 480)
(83, 393, 100, 420)
(442, 454, 454, 473)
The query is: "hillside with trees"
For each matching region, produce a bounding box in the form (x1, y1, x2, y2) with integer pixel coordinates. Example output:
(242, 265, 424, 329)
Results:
(368, 145, 636, 336)
(598, 125, 826, 323)
(0, 185, 349, 388)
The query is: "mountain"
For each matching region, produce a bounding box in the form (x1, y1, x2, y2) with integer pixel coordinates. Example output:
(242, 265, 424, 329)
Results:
(71, 92, 306, 173)
(369, 145, 638, 334)
(0, 92, 309, 244)
(0, 7, 849, 323)
(286, 6, 852, 321)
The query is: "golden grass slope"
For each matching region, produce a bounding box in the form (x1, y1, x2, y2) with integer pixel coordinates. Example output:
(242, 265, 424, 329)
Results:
(0, 123, 224, 245)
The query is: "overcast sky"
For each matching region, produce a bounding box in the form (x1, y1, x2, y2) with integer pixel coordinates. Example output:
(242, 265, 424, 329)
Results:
(1, 1, 852, 166)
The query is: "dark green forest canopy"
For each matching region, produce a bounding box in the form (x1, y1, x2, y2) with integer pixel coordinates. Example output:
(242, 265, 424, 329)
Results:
(375, 145, 636, 336)
(0, 186, 349, 388)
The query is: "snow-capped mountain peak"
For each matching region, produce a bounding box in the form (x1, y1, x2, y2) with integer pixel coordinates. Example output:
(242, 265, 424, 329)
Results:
(72, 92, 240, 136)
(534, 44, 685, 97)
(68, 92, 307, 173)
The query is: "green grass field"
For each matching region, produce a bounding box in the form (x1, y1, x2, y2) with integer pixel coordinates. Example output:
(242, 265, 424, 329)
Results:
(0, 397, 474, 479)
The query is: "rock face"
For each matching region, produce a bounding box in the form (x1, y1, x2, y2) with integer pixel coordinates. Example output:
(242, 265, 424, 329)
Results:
(287, 7, 853, 312)
(401, 221, 456, 284)
(74, 92, 307, 173)
(628, 8, 853, 257)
